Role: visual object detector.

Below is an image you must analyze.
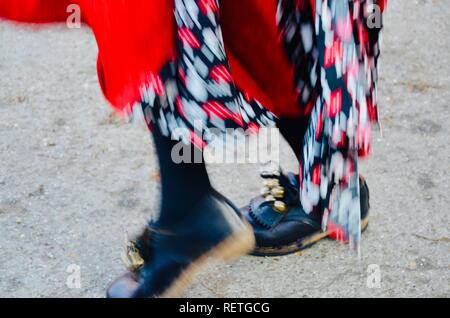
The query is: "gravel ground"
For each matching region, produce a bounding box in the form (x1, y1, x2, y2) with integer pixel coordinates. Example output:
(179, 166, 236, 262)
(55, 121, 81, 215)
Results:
(0, 0, 449, 298)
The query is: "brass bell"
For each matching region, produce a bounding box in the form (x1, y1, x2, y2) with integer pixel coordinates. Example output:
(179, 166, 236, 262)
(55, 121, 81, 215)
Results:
(263, 179, 280, 188)
(271, 186, 285, 199)
(265, 195, 276, 202)
(121, 240, 144, 272)
(273, 201, 287, 213)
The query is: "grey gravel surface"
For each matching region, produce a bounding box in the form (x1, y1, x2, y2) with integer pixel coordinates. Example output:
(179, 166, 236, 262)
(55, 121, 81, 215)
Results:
(0, 0, 449, 298)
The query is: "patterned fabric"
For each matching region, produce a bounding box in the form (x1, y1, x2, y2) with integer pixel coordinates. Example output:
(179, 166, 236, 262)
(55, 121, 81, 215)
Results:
(140, 0, 277, 148)
(277, 0, 384, 250)
(141, 0, 385, 249)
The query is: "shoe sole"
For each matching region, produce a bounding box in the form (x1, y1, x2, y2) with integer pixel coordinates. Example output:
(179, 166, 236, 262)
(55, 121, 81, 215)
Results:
(159, 220, 255, 298)
(251, 215, 370, 257)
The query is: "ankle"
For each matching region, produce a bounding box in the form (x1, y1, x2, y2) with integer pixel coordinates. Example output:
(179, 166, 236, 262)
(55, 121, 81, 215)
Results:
(155, 186, 213, 229)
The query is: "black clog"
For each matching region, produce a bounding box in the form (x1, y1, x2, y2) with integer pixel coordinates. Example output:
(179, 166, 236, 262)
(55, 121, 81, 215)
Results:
(242, 171, 370, 257)
(107, 189, 255, 298)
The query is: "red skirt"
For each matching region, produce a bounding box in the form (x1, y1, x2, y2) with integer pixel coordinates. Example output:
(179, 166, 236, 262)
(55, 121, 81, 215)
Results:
(1, 0, 386, 247)
(0, 0, 305, 117)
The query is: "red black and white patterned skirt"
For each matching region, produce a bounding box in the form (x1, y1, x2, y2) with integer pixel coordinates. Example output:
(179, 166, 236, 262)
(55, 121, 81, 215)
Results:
(140, 0, 385, 250)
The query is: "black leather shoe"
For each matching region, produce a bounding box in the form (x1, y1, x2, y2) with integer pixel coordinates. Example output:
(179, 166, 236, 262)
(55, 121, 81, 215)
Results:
(242, 170, 370, 257)
(107, 189, 255, 298)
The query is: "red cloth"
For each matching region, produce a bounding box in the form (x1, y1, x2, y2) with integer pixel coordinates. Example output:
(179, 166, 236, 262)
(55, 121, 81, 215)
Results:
(0, 0, 301, 117)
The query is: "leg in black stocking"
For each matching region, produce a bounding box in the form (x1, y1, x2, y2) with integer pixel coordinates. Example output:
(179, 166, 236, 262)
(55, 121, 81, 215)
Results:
(278, 116, 309, 161)
(151, 129, 211, 228)
(107, 129, 255, 298)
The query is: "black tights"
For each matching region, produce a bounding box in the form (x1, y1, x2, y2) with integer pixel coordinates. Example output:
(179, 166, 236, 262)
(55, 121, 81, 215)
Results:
(151, 117, 308, 226)
(152, 129, 211, 227)
(278, 117, 309, 161)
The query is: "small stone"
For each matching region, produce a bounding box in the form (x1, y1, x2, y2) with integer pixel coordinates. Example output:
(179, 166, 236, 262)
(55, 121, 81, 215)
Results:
(42, 139, 56, 147)
(28, 185, 45, 197)
(409, 261, 417, 270)
(16, 217, 23, 224)
(151, 171, 161, 182)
